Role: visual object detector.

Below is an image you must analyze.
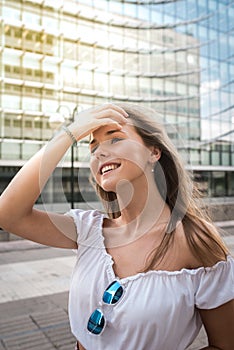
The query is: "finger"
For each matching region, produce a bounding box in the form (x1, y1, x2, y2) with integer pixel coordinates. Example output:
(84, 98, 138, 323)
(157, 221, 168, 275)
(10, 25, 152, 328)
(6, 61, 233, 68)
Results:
(94, 103, 129, 118)
(92, 118, 123, 130)
(85, 119, 123, 138)
(95, 109, 128, 125)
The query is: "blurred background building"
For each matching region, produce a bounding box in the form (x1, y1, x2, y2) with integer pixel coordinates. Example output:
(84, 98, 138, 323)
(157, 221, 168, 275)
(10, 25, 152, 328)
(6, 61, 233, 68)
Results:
(0, 0, 233, 237)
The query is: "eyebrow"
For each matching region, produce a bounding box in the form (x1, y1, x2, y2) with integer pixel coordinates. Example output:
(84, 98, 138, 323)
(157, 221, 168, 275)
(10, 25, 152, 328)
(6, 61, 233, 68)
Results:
(89, 129, 124, 145)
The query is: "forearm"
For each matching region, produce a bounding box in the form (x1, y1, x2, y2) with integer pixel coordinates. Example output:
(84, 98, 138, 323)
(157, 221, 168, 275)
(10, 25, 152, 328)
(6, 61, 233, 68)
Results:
(0, 129, 73, 230)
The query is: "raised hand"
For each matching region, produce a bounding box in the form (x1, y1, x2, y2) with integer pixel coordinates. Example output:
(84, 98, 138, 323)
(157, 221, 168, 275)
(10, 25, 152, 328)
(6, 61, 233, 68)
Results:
(68, 103, 129, 141)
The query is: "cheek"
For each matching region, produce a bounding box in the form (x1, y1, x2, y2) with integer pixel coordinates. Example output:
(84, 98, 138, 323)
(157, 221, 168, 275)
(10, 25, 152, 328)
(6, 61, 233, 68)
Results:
(90, 157, 99, 178)
(119, 144, 150, 170)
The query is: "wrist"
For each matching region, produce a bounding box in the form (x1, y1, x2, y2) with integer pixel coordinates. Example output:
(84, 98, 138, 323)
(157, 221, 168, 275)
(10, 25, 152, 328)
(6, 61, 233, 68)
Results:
(61, 125, 77, 145)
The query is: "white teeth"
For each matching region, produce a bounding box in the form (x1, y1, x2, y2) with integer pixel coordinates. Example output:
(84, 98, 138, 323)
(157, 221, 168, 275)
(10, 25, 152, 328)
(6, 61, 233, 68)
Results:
(101, 164, 119, 174)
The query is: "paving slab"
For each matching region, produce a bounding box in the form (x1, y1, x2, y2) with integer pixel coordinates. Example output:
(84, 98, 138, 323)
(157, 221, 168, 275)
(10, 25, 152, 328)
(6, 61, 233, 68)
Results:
(0, 292, 76, 350)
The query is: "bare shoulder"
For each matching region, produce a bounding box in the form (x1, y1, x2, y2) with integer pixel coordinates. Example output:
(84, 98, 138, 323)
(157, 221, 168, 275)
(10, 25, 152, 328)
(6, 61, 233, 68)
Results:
(173, 220, 228, 269)
(171, 221, 201, 269)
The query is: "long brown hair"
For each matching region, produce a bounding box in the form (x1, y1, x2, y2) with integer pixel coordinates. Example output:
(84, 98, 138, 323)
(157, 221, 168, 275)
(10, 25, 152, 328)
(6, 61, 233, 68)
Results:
(91, 103, 229, 271)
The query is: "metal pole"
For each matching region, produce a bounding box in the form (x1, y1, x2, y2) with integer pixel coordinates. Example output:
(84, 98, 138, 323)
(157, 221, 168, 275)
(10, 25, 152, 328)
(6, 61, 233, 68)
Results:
(71, 106, 79, 209)
(71, 139, 74, 209)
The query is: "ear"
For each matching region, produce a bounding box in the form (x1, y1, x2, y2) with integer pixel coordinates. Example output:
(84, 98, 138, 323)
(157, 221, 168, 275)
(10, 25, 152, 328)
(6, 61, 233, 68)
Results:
(149, 146, 161, 163)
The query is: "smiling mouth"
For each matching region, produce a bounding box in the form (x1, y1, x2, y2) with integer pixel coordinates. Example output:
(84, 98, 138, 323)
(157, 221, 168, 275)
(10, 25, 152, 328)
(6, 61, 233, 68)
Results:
(100, 163, 121, 175)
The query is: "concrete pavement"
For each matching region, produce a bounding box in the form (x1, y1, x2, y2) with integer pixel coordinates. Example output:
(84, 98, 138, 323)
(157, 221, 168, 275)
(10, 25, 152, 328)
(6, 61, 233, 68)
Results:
(0, 242, 76, 349)
(0, 234, 233, 350)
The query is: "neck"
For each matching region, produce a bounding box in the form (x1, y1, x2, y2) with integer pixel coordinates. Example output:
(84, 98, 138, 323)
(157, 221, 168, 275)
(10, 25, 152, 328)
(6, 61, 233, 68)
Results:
(107, 170, 170, 246)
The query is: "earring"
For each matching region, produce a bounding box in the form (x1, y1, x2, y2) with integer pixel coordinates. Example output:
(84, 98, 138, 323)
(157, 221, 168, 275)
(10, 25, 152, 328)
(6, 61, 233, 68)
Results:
(151, 164, 155, 173)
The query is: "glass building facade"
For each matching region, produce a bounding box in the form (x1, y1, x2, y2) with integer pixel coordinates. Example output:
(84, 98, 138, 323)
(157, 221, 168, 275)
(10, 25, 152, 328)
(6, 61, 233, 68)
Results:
(0, 0, 233, 208)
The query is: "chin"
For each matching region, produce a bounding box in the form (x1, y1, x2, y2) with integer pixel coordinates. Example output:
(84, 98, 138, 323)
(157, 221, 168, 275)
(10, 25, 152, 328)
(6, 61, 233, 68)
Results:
(100, 182, 117, 193)
(100, 175, 126, 192)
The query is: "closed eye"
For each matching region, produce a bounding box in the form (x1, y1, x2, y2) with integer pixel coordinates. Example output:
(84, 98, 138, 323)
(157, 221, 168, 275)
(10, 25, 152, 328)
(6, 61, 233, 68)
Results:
(90, 144, 98, 154)
(111, 137, 124, 144)
(90, 137, 124, 154)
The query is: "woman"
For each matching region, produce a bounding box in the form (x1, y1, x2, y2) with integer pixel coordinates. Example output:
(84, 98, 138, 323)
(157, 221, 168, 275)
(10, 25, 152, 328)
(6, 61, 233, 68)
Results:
(0, 103, 233, 350)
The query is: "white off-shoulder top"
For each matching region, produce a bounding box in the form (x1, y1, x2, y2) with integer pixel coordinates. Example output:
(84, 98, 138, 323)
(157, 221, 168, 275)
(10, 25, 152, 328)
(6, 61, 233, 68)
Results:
(67, 209, 234, 350)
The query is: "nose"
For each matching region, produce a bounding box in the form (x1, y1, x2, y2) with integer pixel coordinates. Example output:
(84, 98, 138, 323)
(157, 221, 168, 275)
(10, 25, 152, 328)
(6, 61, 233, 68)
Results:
(94, 143, 110, 159)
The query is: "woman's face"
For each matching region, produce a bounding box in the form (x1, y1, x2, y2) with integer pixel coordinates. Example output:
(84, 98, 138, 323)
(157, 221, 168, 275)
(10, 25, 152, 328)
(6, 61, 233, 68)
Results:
(89, 123, 154, 192)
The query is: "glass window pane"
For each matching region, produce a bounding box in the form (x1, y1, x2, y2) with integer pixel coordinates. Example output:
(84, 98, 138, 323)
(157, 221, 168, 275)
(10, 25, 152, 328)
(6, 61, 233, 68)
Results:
(2, 142, 20, 160)
(22, 143, 40, 160)
(125, 76, 138, 96)
(227, 172, 234, 196)
(222, 152, 230, 166)
(94, 72, 108, 92)
(211, 172, 226, 197)
(201, 151, 210, 165)
(211, 151, 220, 166)
(77, 69, 92, 89)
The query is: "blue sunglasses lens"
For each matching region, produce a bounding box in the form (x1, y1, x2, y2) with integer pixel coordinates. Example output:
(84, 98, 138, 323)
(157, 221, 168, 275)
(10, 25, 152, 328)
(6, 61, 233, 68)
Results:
(103, 280, 123, 304)
(87, 281, 123, 335)
(87, 309, 105, 335)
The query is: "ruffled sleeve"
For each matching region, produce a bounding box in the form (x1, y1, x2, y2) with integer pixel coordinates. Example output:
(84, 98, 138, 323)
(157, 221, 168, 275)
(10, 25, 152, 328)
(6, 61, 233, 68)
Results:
(65, 209, 104, 247)
(194, 255, 234, 309)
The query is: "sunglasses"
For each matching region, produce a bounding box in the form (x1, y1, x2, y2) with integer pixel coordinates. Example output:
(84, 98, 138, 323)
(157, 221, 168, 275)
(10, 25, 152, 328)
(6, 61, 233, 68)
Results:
(87, 280, 124, 335)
